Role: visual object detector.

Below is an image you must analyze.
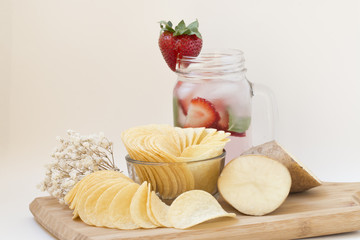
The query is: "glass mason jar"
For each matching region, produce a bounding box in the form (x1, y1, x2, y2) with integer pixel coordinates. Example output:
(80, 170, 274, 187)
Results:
(173, 49, 277, 164)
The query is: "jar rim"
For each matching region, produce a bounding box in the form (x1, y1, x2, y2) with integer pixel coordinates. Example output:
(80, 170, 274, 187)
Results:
(178, 48, 244, 62)
(175, 48, 246, 78)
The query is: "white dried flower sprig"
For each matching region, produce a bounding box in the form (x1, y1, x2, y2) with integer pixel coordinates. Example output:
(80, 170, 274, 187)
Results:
(38, 130, 119, 204)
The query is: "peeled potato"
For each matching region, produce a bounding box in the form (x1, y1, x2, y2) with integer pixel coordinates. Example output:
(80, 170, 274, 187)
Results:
(242, 140, 321, 192)
(218, 155, 291, 216)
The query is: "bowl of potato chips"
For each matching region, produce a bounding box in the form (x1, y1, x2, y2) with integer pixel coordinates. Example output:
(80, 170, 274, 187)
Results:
(126, 151, 225, 200)
(121, 124, 230, 200)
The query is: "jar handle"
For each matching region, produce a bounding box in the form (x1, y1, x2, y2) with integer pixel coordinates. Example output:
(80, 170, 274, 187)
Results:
(249, 81, 279, 141)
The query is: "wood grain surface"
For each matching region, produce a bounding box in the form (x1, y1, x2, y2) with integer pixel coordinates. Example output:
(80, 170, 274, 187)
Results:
(29, 182, 360, 240)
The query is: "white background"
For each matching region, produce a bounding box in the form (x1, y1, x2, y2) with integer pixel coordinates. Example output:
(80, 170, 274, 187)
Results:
(1, 0, 359, 239)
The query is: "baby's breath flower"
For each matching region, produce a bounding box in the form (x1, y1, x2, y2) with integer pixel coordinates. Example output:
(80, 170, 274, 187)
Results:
(38, 130, 118, 204)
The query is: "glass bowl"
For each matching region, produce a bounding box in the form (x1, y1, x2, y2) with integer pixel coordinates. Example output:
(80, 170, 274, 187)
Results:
(126, 150, 225, 200)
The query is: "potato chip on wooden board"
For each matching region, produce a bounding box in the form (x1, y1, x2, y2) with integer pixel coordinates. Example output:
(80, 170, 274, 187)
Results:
(109, 182, 140, 230)
(68, 171, 131, 218)
(130, 182, 158, 229)
(77, 179, 122, 223)
(146, 183, 161, 226)
(66, 170, 126, 209)
(168, 190, 235, 229)
(64, 173, 92, 205)
(90, 181, 129, 227)
(64, 168, 241, 231)
(149, 191, 172, 227)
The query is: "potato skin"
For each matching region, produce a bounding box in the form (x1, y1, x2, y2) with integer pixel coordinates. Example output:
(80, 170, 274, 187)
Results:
(242, 140, 321, 193)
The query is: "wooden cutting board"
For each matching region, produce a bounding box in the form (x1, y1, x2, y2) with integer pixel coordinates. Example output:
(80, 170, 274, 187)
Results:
(30, 182, 360, 240)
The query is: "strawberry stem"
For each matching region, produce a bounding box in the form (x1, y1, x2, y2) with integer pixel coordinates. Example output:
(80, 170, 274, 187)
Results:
(159, 19, 202, 39)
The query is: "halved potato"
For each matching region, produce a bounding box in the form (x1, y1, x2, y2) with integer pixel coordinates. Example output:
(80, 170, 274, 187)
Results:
(242, 140, 321, 192)
(218, 155, 291, 216)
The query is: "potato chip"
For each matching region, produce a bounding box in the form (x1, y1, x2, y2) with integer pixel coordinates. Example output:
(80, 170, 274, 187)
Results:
(182, 127, 195, 147)
(192, 127, 205, 145)
(130, 182, 158, 228)
(65, 173, 93, 205)
(142, 136, 179, 199)
(109, 182, 140, 229)
(125, 134, 177, 198)
(126, 147, 156, 192)
(197, 128, 217, 143)
(69, 171, 131, 217)
(149, 191, 172, 227)
(90, 181, 129, 227)
(146, 183, 161, 226)
(134, 165, 150, 190)
(179, 144, 220, 160)
(70, 173, 125, 209)
(168, 164, 186, 196)
(168, 190, 236, 229)
(174, 127, 187, 152)
(177, 163, 195, 192)
(77, 178, 122, 224)
(201, 131, 230, 144)
(142, 166, 158, 191)
(159, 167, 177, 199)
(122, 124, 181, 155)
(67, 170, 121, 208)
(145, 165, 164, 197)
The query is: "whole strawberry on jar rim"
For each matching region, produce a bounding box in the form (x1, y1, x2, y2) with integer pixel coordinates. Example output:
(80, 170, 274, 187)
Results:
(158, 19, 203, 71)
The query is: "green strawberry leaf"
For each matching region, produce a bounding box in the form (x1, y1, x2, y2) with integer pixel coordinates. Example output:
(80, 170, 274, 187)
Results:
(159, 20, 175, 33)
(187, 19, 199, 30)
(175, 20, 186, 31)
(163, 19, 202, 39)
(228, 110, 251, 133)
